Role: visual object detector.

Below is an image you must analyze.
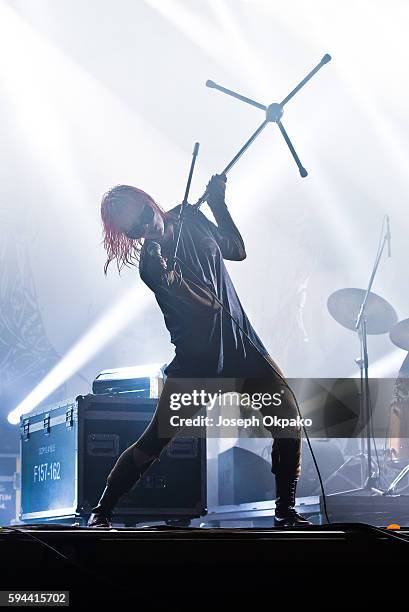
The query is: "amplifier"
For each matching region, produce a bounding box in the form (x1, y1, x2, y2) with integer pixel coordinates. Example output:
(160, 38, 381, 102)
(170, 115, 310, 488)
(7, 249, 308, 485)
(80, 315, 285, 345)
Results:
(217, 440, 345, 506)
(219, 447, 275, 505)
(19, 394, 206, 525)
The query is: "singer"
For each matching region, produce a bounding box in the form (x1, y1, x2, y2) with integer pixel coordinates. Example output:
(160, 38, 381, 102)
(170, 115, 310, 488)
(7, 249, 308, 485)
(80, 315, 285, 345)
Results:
(88, 175, 310, 527)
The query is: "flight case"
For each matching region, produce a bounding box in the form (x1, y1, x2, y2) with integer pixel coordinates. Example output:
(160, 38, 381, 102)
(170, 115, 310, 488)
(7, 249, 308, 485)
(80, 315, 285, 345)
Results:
(20, 393, 206, 525)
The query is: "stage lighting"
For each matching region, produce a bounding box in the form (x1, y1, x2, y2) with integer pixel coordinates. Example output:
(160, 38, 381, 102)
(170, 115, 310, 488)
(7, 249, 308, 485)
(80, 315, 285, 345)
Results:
(7, 285, 151, 425)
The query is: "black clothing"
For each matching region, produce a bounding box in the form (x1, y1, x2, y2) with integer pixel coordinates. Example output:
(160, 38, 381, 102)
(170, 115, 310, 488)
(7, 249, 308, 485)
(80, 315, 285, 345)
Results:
(139, 202, 270, 377)
(90, 198, 302, 521)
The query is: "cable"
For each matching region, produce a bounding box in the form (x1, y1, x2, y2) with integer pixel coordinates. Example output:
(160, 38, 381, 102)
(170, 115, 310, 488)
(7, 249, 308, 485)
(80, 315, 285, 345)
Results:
(172, 249, 331, 524)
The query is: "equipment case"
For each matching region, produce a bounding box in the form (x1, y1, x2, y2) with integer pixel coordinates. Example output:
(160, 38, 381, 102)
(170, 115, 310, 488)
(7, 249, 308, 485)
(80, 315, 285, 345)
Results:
(20, 393, 206, 525)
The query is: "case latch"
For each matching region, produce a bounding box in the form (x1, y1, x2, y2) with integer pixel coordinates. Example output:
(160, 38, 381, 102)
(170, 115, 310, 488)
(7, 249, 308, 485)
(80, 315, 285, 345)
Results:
(20, 418, 30, 441)
(66, 406, 74, 429)
(43, 413, 51, 435)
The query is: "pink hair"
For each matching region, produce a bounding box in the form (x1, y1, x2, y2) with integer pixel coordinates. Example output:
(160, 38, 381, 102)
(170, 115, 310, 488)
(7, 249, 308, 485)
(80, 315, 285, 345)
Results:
(100, 184, 164, 275)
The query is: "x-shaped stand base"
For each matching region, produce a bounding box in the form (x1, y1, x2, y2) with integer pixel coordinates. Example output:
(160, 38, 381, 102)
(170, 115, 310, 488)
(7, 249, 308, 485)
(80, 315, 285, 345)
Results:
(194, 53, 331, 208)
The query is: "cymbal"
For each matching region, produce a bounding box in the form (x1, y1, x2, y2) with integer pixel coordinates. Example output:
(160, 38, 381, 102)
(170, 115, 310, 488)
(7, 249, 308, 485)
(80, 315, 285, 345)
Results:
(390, 318, 409, 351)
(327, 288, 397, 334)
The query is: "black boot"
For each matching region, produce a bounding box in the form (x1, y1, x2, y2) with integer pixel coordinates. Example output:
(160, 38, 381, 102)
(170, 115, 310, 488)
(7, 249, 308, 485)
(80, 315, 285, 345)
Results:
(274, 475, 312, 527)
(87, 455, 157, 528)
(87, 484, 124, 528)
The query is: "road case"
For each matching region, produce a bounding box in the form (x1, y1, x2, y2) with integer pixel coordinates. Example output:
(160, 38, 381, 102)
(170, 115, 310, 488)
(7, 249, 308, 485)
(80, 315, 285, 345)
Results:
(20, 393, 206, 525)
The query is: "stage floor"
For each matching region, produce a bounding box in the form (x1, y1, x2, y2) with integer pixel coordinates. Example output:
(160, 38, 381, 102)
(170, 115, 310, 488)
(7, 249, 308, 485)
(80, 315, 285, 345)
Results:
(1, 523, 408, 605)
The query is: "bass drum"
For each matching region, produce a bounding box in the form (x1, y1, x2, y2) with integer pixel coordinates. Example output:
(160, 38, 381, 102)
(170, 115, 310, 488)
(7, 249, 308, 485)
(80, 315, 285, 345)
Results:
(386, 377, 409, 469)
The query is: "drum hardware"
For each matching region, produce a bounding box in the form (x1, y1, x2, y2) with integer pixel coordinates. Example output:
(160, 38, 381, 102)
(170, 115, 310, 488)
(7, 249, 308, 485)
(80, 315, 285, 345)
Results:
(389, 318, 409, 352)
(383, 320, 409, 495)
(327, 216, 397, 496)
(383, 464, 409, 496)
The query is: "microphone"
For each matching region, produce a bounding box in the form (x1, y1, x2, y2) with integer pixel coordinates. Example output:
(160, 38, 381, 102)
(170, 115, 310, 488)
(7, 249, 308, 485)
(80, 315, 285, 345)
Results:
(146, 241, 170, 285)
(146, 241, 162, 259)
(386, 215, 391, 258)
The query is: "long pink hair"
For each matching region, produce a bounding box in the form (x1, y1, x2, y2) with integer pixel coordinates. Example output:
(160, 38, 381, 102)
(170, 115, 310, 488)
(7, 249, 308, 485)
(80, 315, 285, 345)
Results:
(100, 184, 164, 275)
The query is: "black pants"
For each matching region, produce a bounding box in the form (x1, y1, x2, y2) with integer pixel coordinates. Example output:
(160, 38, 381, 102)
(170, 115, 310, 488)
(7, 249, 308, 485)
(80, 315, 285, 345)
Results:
(105, 366, 302, 496)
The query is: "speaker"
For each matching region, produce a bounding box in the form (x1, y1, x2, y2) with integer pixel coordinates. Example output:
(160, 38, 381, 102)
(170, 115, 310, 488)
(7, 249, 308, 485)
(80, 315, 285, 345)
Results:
(217, 439, 346, 505)
(218, 446, 275, 505)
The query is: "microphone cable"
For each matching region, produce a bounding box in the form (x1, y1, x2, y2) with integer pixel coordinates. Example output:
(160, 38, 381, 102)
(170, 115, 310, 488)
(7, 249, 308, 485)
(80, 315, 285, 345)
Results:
(158, 240, 331, 525)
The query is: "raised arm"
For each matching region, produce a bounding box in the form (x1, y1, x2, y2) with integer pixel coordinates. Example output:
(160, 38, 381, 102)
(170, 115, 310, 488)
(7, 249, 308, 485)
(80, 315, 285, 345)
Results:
(205, 174, 247, 261)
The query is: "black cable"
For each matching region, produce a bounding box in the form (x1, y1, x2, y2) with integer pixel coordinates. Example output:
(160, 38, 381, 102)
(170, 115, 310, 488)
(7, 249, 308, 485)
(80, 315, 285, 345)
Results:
(172, 251, 331, 524)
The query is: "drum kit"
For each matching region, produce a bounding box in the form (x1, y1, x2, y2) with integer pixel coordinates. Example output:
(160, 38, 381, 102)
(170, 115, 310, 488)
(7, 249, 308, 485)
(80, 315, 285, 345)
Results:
(327, 286, 409, 496)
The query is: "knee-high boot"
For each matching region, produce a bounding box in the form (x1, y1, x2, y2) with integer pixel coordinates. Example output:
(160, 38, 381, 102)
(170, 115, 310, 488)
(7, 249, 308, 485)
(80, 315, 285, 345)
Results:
(274, 472, 312, 527)
(271, 437, 311, 527)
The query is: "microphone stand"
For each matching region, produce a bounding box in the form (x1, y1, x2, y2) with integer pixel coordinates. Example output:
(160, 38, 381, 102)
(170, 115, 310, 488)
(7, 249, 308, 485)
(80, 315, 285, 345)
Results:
(193, 53, 331, 209)
(353, 220, 390, 494)
(327, 219, 390, 497)
(170, 142, 200, 268)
